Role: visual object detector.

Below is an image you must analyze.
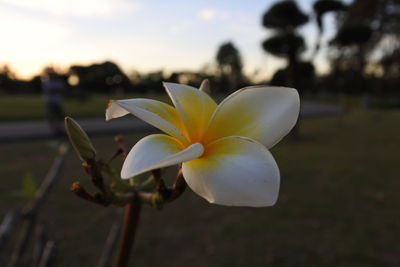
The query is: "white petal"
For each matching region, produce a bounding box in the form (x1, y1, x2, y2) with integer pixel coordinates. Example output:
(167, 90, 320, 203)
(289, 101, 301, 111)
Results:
(182, 136, 280, 207)
(105, 100, 130, 119)
(106, 99, 187, 142)
(203, 86, 300, 148)
(163, 82, 217, 142)
(121, 134, 203, 179)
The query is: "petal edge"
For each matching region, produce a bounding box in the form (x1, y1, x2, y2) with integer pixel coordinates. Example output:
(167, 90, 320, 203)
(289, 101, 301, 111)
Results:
(203, 86, 300, 148)
(106, 99, 187, 142)
(121, 134, 203, 179)
(182, 136, 280, 207)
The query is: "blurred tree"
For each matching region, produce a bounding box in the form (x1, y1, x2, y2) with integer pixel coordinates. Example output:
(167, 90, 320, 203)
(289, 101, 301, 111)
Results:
(372, 0, 400, 80)
(331, 23, 373, 74)
(313, 0, 347, 55)
(271, 62, 316, 94)
(327, 0, 400, 106)
(330, 0, 400, 75)
(262, 0, 308, 30)
(261, 0, 308, 90)
(381, 47, 400, 79)
(216, 41, 244, 93)
(0, 65, 14, 93)
(314, 0, 347, 33)
(378, 46, 400, 101)
(69, 61, 132, 95)
(129, 70, 142, 85)
(262, 33, 305, 60)
(135, 70, 165, 94)
(0, 65, 44, 94)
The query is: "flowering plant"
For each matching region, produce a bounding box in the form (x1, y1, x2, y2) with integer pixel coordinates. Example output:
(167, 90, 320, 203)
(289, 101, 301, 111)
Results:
(106, 81, 299, 207)
(65, 80, 299, 267)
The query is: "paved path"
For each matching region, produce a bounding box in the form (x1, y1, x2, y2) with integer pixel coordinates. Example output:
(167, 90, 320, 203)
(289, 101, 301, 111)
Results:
(0, 101, 343, 142)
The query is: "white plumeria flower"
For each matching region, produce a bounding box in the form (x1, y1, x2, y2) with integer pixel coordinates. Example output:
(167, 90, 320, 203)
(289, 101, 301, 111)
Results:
(106, 83, 299, 207)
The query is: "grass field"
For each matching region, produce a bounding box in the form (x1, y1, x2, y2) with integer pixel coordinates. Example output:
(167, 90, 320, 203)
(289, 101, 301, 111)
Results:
(0, 110, 399, 266)
(0, 94, 170, 121)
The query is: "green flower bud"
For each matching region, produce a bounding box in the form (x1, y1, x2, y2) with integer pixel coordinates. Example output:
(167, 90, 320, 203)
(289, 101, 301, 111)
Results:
(64, 117, 96, 161)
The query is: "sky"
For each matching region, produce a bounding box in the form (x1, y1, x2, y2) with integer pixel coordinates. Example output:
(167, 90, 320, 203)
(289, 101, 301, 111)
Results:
(0, 0, 342, 81)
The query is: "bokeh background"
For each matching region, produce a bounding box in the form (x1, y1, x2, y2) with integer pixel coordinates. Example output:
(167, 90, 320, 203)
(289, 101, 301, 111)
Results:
(1, 0, 399, 266)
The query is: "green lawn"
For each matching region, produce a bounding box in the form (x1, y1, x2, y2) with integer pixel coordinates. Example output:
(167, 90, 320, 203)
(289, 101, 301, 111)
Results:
(0, 94, 170, 121)
(0, 110, 399, 266)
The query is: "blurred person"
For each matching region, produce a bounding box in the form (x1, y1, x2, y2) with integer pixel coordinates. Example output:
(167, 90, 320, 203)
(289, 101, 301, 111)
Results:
(41, 67, 65, 136)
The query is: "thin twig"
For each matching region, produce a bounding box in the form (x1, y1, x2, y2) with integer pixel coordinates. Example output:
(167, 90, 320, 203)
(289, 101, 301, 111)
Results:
(82, 159, 108, 196)
(7, 214, 36, 267)
(114, 135, 129, 157)
(0, 212, 19, 248)
(32, 224, 47, 267)
(107, 149, 124, 164)
(70, 182, 109, 206)
(37, 241, 56, 267)
(23, 144, 69, 216)
(152, 169, 169, 197)
(168, 168, 187, 201)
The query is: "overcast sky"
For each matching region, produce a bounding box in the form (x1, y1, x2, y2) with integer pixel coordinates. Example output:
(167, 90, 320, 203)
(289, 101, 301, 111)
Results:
(0, 0, 343, 81)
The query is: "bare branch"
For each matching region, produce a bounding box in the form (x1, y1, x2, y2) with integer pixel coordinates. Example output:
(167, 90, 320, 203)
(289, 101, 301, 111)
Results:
(32, 224, 47, 267)
(23, 144, 69, 216)
(37, 241, 56, 267)
(7, 216, 36, 267)
(0, 212, 20, 248)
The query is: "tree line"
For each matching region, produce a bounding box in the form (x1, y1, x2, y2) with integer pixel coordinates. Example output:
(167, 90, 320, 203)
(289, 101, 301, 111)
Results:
(0, 0, 399, 105)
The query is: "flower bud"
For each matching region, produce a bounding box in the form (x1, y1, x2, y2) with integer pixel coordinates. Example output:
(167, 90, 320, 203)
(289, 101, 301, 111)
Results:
(199, 79, 211, 95)
(64, 117, 96, 161)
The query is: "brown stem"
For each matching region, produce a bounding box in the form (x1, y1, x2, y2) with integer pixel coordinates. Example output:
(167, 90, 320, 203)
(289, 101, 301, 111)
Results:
(114, 135, 129, 157)
(82, 160, 114, 201)
(152, 169, 169, 197)
(112, 194, 141, 267)
(169, 168, 187, 201)
(82, 160, 105, 193)
(107, 149, 124, 164)
(70, 182, 109, 206)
